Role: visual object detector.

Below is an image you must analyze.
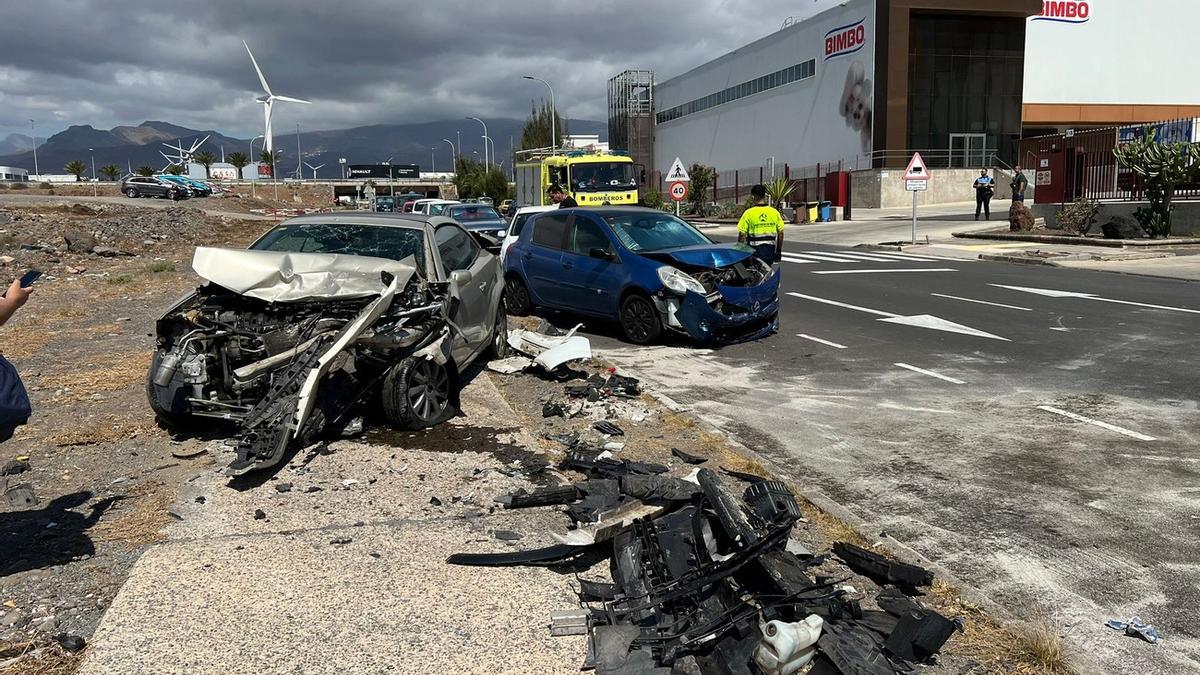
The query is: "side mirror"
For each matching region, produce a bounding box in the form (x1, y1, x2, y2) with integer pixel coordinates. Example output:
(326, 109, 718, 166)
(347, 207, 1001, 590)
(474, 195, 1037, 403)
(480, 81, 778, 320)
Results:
(589, 247, 613, 261)
(450, 269, 474, 285)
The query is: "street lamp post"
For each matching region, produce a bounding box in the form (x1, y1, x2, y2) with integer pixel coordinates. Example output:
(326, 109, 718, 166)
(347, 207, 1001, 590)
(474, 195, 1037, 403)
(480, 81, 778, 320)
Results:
(89, 148, 96, 196)
(441, 138, 456, 171)
(431, 148, 436, 173)
(523, 76, 556, 154)
(466, 117, 489, 169)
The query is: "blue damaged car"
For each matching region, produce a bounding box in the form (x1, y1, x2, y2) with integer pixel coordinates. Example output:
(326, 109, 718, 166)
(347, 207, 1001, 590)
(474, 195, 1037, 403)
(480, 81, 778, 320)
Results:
(503, 207, 780, 344)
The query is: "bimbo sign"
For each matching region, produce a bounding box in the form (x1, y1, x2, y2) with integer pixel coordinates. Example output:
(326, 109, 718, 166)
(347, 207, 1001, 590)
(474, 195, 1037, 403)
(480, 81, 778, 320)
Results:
(1033, 1, 1091, 24)
(824, 18, 866, 60)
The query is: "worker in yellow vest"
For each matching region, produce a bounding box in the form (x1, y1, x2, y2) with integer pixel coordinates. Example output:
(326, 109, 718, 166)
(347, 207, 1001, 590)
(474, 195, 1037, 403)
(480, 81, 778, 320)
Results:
(737, 184, 786, 264)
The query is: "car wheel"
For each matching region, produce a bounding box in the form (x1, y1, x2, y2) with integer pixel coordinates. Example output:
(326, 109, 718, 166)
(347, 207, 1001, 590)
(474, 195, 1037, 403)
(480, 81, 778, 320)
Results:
(504, 275, 533, 316)
(486, 309, 509, 360)
(380, 356, 452, 430)
(620, 293, 662, 345)
(125, 188, 138, 198)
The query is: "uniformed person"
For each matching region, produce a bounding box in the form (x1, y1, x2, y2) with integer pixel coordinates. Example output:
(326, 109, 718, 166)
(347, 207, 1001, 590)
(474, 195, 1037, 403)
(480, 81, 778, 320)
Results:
(737, 184, 785, 264)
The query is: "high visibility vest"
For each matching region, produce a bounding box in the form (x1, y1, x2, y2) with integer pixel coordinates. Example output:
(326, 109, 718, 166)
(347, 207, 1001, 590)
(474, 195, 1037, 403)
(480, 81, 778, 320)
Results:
(738, 206, 786, 244)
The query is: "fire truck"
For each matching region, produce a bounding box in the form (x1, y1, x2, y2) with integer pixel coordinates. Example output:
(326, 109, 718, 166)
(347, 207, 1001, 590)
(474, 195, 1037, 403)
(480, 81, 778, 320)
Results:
(515, 150, 640, 207)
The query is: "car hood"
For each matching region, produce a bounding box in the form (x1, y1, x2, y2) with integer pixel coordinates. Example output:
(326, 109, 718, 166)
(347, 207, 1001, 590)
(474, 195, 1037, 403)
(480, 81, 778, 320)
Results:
(641, 243, 756, 270)
(192, 247, 417, 303)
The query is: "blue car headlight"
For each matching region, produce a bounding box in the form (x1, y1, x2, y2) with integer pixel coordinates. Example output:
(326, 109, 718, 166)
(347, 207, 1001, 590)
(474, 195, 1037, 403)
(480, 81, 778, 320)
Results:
(657, 266, 706, 296)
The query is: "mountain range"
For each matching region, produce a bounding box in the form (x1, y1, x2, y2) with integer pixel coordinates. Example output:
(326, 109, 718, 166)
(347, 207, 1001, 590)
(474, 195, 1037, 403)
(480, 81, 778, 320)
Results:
(0, 119, 607, 179)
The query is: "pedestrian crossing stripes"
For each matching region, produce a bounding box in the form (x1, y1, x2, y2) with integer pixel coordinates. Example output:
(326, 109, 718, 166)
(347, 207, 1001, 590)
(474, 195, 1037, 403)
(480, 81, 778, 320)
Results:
(780, 249, 968, 265)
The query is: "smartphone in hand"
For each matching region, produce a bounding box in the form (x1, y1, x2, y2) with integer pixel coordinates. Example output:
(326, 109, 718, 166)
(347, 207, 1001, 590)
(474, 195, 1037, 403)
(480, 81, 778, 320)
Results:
(19, 270, 41, 288)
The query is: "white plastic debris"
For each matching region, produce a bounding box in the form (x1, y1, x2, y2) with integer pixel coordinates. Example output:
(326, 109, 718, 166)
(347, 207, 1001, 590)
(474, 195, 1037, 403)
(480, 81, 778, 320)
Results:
(507, 324, 591, 371)
(753, 614, 824, 675)
(486, 356, 533, 374)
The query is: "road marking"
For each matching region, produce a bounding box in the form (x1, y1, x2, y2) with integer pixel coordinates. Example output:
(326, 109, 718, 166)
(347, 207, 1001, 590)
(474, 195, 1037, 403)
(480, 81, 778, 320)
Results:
(786, 292, 897, 317)
(783, 252, 864, 263)
(796, 251, 905, 262)
(797, 333, 848, 349)
(931, 293, 1032, 311)
(1036, 405, 1157, 441)
(992, 284, 1200, 315)
(779, 255, 819, 265)
(786, 292, 1010, 341)
(812, 268, 959, 275)
(865, 250, 973, 262)
(894, 363, 966, 384)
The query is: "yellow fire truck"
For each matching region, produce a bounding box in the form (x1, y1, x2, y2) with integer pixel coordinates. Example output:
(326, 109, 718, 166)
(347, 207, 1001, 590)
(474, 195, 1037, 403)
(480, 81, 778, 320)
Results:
(515, 150, 640, 207)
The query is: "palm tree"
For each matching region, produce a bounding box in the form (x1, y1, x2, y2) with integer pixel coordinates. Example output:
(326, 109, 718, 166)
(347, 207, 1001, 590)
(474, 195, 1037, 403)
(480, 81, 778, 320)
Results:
(164, 164, 185, 176)
(194, 150, 216, 178)
(100, 164, 121, 182)
(136, 166, 156, 177)
(64, 159, 87, 182)
(226, 152, 249, 180)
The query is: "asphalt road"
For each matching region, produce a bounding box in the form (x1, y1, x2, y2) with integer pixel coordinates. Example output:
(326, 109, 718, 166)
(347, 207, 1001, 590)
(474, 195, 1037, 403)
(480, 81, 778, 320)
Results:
(585, 241, 1200, 674)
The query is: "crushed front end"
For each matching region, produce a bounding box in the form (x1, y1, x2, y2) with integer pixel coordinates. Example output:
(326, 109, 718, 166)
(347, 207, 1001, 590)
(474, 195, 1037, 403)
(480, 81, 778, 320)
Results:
(648, 248, 781, 344)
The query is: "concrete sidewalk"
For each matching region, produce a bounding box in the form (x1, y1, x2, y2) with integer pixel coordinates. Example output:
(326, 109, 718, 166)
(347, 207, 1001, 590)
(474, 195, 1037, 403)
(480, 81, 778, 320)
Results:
(700, 200, 1200, 282)
(79, 374, 587, 675)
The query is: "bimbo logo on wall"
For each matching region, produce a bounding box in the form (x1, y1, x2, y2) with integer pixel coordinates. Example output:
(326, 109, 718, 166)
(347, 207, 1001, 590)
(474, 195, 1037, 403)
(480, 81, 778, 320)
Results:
(824, 18, 866, 60)
(1033, 1, 1091, 23)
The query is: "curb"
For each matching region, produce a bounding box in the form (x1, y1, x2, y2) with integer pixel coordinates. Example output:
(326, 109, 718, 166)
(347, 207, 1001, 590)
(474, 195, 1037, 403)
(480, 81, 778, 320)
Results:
(978, 252, 1092, 265)
(952, 230, 1200, 248)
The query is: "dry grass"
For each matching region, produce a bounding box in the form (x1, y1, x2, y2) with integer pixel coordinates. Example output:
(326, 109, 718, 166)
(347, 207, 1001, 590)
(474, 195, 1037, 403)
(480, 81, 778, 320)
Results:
(927, 579, 1078, 674)
(796, 496, 873, 549)
(49, 417, 158, 447)
(659, 410, 697, 432)
(0, 637, 83, 675)
(92, 482, 173, 546)
(39, 350, 151, 403)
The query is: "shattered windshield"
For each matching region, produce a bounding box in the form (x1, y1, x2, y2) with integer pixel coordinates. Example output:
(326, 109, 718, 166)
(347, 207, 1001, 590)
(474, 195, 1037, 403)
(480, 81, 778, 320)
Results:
(251, 223, 425, 268)
(570, 162, 636, 191)
(448, 205, 502, 222)
(604, 214, 710, 252)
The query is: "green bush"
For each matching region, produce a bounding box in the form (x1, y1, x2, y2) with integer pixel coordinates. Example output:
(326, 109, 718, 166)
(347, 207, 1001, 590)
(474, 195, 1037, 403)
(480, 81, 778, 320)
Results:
(107, 274, 134, 285)
(145, 260, 176, 274)
(642, 187, 664, 211)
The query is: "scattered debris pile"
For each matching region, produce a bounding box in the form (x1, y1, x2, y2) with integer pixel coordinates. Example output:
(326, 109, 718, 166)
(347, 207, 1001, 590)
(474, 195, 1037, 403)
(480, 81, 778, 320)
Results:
(451, 460, 959, 674)
(490, 322, 592, 375)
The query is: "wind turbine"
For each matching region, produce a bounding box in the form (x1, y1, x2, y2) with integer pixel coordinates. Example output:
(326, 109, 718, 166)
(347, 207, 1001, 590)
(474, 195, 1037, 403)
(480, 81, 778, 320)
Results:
(160, 135, 210, 170)
(303, 162, 325, 180)
(243, 40, 310, 158)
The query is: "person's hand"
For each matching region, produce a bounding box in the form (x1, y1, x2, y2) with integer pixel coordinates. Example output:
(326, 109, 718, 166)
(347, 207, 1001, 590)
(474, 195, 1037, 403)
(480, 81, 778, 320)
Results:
(5, 278, 32, 310)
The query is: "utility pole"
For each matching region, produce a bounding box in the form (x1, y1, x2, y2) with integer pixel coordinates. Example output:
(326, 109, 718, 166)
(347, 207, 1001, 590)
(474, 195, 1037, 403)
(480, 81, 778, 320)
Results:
(431, 148, 436, 173)
(89, 148, 96, 196)
(29, 120, 39, 177)
(523, 76, 556, 154)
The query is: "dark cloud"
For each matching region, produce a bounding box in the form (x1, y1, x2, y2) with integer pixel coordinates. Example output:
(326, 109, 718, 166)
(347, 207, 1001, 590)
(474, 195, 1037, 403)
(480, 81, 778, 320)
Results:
(0, 0, 800, 137)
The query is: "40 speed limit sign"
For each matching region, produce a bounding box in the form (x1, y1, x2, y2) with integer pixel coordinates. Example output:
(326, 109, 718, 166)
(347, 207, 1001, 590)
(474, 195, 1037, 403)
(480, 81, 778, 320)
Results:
(669, 181, 688, 202)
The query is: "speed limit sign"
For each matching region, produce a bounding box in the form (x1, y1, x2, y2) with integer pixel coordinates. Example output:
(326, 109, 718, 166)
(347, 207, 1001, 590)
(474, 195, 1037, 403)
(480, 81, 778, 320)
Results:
(669, 181, 688, 202)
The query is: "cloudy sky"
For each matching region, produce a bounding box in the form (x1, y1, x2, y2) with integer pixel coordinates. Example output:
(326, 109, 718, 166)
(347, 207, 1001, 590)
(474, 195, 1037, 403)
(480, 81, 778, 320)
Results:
(0, 0, 834, 139)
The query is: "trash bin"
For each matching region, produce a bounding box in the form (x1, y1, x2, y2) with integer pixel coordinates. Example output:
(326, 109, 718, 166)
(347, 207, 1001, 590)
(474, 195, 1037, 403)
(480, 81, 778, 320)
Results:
(818, 201, 832, 222)
(805, 202, 819, 223)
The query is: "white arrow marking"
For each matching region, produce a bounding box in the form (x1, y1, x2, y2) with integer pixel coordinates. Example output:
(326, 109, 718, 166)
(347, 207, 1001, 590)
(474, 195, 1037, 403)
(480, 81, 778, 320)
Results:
(1036, 405, 1156, 441)
(797, 334, 848, 349)
(931, 293, 1032, 311)
(786, 292, 1010, 341)
(992, 284, 1200, 315)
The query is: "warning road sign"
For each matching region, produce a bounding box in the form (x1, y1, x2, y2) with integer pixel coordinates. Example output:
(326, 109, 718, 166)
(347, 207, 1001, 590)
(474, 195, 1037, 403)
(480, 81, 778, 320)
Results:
(902, 152, 930, 181)
(666, 158, 690, 182)
(669, 181, 688, 202)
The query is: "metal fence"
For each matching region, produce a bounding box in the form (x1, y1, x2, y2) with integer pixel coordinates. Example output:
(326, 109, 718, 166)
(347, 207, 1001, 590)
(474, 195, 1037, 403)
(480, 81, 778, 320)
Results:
(1018, 118, 1200, 203)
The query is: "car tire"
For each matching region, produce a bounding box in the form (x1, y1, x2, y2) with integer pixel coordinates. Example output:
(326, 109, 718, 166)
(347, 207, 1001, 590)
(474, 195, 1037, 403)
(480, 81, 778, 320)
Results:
(504, 275, 533, 316)
(125, 188, 138, 198)
(486, 309, 509, 360)
(620, 293, 662, 345)
(380, 356, 452, 430)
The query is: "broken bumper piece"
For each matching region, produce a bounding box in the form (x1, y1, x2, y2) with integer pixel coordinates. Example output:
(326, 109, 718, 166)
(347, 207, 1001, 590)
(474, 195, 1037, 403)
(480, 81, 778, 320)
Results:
(674, 268, 781, 344)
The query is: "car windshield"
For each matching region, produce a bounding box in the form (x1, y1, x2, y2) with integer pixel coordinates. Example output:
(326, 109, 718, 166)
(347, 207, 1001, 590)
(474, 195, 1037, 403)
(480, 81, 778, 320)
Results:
(605, 213, 711, 252)
(376, 198, 394, 205)
(570, 162, 636, 192)
(448, 205, 501, 221)
(251, 223, 425, 270)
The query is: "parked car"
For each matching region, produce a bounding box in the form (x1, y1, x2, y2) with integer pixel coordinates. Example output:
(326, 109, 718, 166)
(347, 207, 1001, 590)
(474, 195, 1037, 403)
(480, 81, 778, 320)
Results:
(503, 207, 780, 345)
(120, 176, 185, 200)
(425, 200, 461, 216)
(501, 205, 555, 263)
(372, 196, 396, 212)
(175, 175, 215, 196)
(410, 198, 447, 214)
(445, 203, 507, 241)
(154, 174, 201, 197)
(147, 213, 508, 475)
(498, 199, 514, 216)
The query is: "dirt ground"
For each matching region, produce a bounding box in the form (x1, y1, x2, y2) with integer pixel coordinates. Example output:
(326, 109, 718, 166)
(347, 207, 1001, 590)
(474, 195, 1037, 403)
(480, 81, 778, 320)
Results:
(0, 181, 338, 215)
(0, 202, 1076, 674)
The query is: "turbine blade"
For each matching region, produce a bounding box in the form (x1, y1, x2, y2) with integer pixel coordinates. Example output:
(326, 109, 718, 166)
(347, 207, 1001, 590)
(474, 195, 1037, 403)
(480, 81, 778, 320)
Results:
(243, 40, 272, 96)
(272, 95, 311, 104)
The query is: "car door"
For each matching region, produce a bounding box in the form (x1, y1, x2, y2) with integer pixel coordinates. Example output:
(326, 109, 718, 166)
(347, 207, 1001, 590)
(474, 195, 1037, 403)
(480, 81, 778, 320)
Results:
(521, 212, 570, 307)
(561, 213, 625, 316)
(435, 223, 492, 363)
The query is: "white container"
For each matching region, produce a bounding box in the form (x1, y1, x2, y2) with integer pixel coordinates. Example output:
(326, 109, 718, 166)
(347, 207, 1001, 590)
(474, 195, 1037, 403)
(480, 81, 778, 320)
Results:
(752, 614, 824, 675)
